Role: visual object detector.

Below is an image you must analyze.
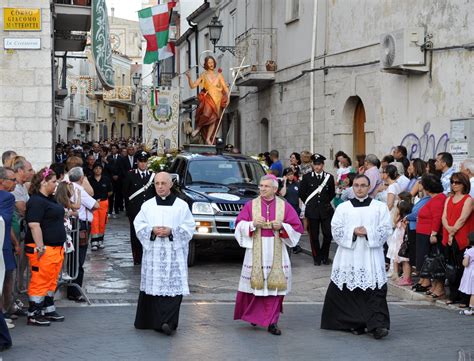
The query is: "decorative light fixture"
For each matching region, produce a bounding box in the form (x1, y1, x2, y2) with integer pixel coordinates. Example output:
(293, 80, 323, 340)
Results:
(207, 16, 235, 56)
(132, 72, 142, 87)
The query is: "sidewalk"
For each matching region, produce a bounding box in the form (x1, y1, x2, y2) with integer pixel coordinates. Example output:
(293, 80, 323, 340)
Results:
(298, 233, 461, 311)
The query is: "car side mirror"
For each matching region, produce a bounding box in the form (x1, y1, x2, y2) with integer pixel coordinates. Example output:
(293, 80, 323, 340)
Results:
(170, 173, 180, 185)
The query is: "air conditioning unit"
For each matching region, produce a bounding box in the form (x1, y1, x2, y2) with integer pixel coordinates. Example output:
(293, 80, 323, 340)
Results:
(109, 107, 115, 115)
(380, 27, 428, 74)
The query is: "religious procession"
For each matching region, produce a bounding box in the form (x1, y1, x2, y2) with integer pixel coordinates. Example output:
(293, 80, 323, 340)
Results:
(1, 0, 473, 360)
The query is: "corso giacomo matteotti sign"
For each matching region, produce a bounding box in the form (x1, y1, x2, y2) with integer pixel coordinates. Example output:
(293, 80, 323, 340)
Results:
(3, 8, 41, 31)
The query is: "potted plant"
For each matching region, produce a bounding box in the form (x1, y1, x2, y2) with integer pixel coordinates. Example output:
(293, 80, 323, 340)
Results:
(265, 60, 277, 71)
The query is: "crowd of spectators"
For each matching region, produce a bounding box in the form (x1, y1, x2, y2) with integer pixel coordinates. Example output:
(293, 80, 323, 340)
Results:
(265, 146, 474, 315)
(0, 137, 149, 350)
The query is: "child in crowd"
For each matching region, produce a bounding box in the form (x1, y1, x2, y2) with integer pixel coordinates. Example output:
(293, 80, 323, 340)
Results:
(459, 234, 474, 315)
(280, 167, 303, 254)
(339, 173, 357, 202)
(387, 200, 413, 285)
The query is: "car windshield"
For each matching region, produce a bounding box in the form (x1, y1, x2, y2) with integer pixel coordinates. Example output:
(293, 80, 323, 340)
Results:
(186, 160, 265, 186)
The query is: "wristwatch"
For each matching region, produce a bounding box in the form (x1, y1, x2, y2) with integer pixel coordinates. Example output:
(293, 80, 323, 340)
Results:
(35, 245, 46, 253)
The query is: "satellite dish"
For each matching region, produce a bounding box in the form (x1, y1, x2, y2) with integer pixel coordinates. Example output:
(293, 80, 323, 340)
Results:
(381, 34, 396, 68)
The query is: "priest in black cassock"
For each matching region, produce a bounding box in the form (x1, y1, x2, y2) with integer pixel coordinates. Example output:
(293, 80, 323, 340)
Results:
(321, 174, 392, 339)
(133, 172, 195, 336)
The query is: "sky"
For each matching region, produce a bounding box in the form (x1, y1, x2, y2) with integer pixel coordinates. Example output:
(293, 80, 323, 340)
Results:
(105, 0, 142, 21)
(105, 0, 200, 24)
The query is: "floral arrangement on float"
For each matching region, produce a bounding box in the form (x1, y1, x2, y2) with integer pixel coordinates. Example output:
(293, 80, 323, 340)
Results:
(147, 149, 181, 173)
(250, 154, 270, 173)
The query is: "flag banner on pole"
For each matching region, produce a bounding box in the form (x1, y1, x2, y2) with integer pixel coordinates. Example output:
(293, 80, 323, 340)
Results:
(138, 2, 176, 64)
(150, 87, 159, 108)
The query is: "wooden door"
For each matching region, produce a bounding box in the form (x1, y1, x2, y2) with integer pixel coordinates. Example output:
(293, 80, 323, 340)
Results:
(353, 100, 366, 157)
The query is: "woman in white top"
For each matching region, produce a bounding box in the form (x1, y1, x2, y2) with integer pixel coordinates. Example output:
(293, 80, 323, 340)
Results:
(375, 165, 402, 229)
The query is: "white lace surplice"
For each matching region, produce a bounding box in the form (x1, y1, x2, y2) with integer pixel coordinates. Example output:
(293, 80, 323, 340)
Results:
(330, 199, 392, 291)
(134, 197, 195, 296)
(234, 221, 301, 296)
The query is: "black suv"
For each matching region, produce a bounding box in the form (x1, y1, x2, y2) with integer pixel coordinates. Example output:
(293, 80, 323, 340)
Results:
(169, 152, 266, 266)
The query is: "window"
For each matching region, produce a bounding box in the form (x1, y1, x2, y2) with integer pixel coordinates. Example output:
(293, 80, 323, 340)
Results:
(229, 10, 236, 46)
(186, 160, 265, 186)
(285, 0, 299, 23)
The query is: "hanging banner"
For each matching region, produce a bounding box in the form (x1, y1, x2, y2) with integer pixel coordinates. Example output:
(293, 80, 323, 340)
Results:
(143, 86, 179, 154)
(91, 0, 114, 90)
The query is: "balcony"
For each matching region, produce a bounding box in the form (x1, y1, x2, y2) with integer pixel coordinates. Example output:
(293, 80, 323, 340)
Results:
(159, 72, 175, 87)
(103, 86, 135, 110)
(234, 28, 277, 89)
(53, 0, 91, 52)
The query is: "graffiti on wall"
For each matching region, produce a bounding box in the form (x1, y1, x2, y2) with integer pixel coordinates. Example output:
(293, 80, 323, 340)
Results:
(398, 122, 449, 160)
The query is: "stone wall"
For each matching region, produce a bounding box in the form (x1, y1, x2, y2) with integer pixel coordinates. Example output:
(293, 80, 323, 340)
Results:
(236, 0, 474, 168)
(0, 0, 53, 169)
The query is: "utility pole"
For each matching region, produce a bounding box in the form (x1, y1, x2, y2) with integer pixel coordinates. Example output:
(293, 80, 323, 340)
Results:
(153, 61, 158, 87)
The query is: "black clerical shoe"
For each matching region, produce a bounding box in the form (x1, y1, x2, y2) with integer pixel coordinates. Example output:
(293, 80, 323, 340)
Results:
(350, 327, 366, 335)
(373, 327, 389, 340)
(162, 323, 172, 336)
(322, 258, 332, 265)
(292, 246, 302, 254)
(267, 324, 282, 336)
(313, 259, 321, 266)
(0, 343, 12, 352)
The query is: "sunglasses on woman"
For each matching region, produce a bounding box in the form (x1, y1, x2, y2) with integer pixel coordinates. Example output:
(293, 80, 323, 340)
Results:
(450, 180, 462, 185)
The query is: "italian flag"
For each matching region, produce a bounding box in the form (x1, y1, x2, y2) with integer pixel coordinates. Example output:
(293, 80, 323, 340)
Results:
(138, 2, 176, 64)
(150, 88, 159, 108)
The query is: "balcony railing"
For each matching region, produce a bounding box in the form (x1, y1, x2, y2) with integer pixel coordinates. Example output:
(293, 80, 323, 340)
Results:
(159, 72, 175, 87)
(53, 0, 91, 51)
(54, 0, 91, 6)
(234, 28, 277, 88)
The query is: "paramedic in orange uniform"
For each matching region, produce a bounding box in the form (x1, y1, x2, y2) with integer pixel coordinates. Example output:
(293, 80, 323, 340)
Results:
(25, 168, 66, 326)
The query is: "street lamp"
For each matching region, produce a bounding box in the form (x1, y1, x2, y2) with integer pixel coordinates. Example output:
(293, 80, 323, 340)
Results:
(207, 16, 235, 56)
(70, 84, 77, 118)
(132, 72, 141, 88)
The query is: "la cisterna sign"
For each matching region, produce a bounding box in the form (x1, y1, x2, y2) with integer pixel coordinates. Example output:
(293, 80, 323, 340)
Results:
(4, 38, 41, 50)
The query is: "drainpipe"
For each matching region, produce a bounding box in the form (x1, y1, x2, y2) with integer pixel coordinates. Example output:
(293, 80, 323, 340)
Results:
(310, 0, 318, 153)
(188, 19, 199, 97)
(185, 37, 192, 75)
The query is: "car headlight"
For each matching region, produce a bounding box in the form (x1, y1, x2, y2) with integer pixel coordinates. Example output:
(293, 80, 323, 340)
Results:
(192, 202, 215, 215)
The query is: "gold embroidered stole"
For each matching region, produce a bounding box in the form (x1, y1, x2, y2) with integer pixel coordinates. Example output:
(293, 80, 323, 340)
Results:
(250, 196, 287, 291)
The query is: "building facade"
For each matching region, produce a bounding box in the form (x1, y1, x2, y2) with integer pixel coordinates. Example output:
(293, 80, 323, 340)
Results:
(176, 0, 474, 164)
(0, 0, 55, 166)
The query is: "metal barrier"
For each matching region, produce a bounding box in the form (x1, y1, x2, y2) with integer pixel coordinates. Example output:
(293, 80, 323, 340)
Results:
(56, 217, 91, 305)
(15, 218, 29, 295)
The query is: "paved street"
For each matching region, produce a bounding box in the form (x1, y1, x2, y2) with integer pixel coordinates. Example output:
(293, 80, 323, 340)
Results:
(8, 303, 474, 361)
(5, 215, 473, 360)
(56, 215, 381, 305)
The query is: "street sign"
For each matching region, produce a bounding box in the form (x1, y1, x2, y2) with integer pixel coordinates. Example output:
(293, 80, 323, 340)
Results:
(3, 8, 41, 31)
(3, 37, 40, 50)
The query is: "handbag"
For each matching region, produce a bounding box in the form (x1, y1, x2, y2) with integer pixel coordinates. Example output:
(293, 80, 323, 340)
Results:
(398, 232, 410, 258)
(420, 247, 446, 279)
(79, 229, 89, 247)
(445, 243, 461, 285)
